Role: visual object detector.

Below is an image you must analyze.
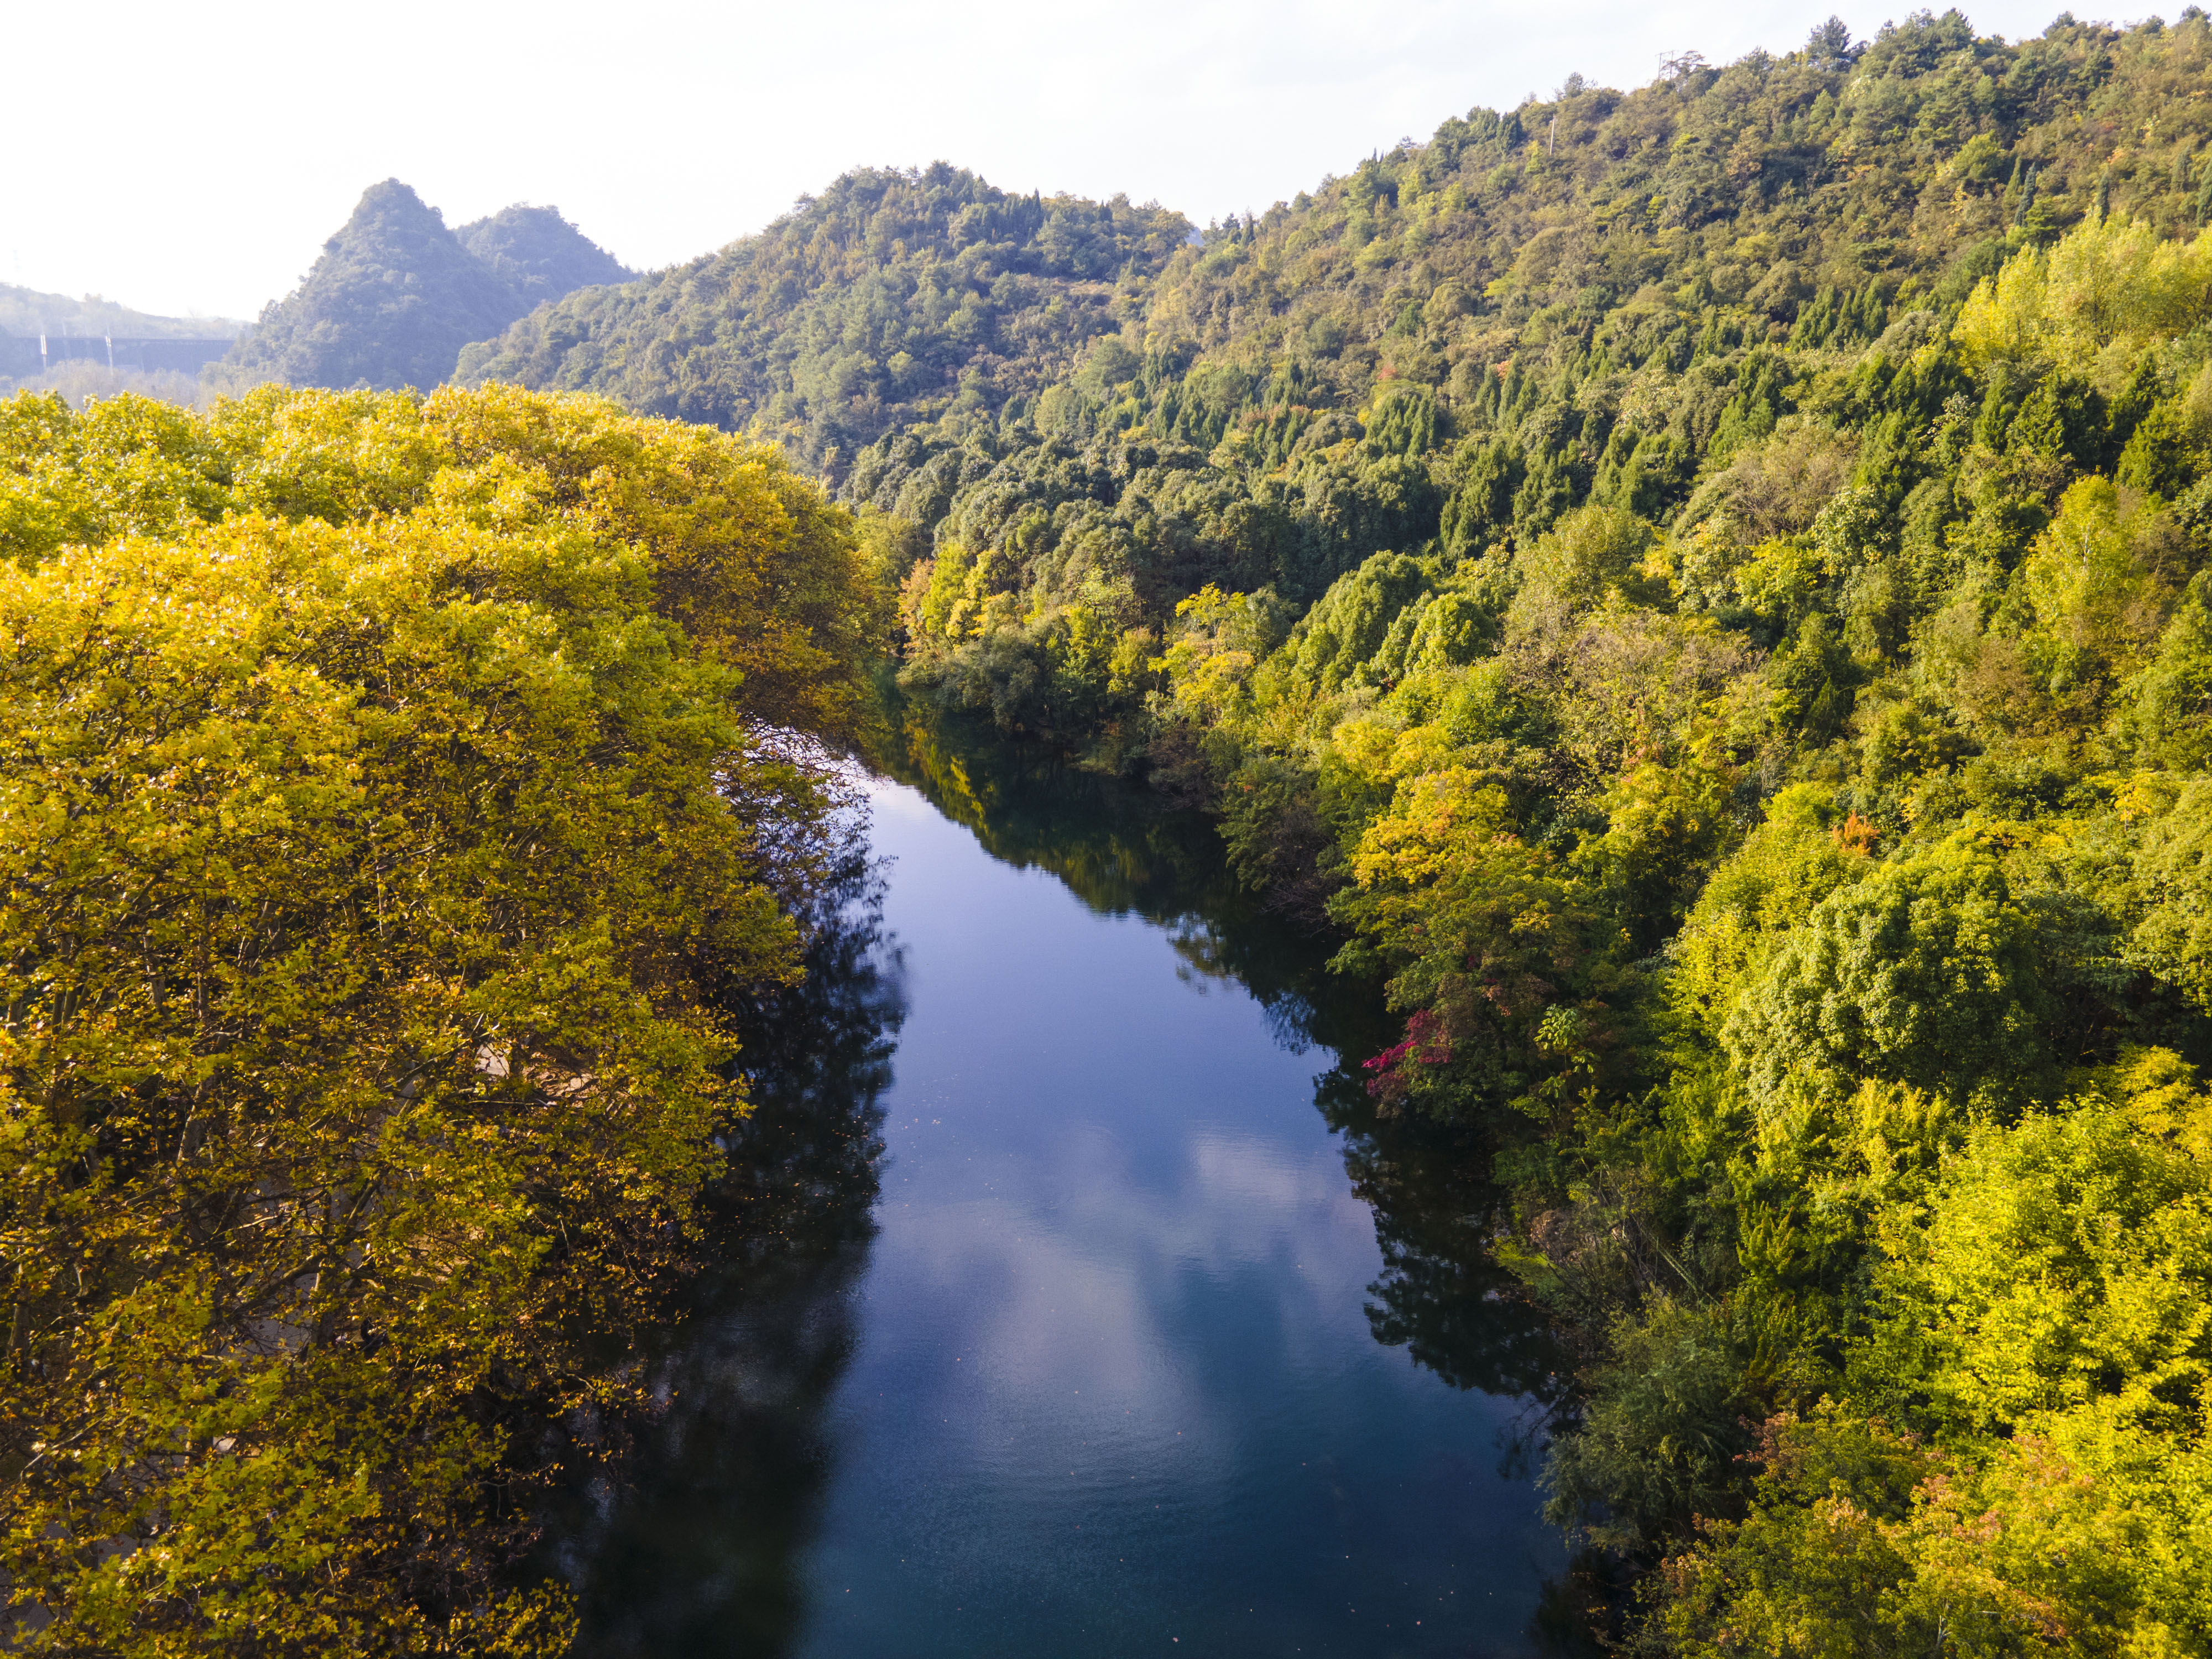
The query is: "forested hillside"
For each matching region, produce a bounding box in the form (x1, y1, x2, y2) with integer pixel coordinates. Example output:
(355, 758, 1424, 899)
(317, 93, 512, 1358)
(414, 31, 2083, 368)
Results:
(854, 9, 2212, 735)
(456, 165, 1191, 473)
(456, 203, 636, 304)
(844, 10, 2212, 1648)
(223, 181, 634, 390)
(14, 4, 2212, 1649)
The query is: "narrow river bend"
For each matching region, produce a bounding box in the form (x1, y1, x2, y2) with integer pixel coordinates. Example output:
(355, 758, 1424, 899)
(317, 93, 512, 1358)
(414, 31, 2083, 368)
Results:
(550, 724, 1574, 1658)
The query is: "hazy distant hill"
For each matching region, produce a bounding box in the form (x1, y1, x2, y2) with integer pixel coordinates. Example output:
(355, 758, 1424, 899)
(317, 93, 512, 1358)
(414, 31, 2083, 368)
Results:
(224, 180, 632, 390)
(0, 284, 243, 341)
(456, 204, 634, 305)
(455, 164, 1191, 473)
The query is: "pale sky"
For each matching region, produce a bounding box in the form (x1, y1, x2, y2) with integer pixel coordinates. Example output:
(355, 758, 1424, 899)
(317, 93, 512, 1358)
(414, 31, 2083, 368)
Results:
(11, 0, 2089, 325)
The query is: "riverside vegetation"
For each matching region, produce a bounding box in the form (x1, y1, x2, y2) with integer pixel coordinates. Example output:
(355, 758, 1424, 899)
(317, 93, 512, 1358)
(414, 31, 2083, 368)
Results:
(0, 385, 878, 1653)
(14, 5, 2212, 1653)
(765, 11, 2212, 1651)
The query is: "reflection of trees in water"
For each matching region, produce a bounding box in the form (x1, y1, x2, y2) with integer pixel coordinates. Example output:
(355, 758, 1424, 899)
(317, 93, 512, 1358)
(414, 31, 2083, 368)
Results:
(870, 698, 1369, 1048)
(1314, 1066, 1567, 1413)
(876, 696, 1568, 1413)
(541, 848, 906, 1659)
(1318, 1051, 1599, 1656)
(870, 699, 1230, 924)
(882, 699, 1603, 1647)
(581, 697, 1584, 1651)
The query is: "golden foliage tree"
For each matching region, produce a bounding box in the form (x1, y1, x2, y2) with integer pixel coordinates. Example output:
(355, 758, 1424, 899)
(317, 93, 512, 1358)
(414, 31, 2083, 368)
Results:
(0, 385, 875, 1653)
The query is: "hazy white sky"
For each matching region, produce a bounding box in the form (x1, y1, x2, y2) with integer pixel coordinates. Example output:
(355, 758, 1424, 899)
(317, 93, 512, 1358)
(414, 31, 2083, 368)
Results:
(12, 0, 2086, 324)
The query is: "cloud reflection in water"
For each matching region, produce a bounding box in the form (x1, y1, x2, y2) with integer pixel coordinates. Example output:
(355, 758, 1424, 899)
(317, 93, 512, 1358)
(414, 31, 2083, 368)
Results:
(550, 721, 1575, 1659)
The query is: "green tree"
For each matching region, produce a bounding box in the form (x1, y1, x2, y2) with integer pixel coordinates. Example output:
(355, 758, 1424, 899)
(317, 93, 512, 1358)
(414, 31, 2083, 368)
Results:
(1723, 833, 2054, 1109)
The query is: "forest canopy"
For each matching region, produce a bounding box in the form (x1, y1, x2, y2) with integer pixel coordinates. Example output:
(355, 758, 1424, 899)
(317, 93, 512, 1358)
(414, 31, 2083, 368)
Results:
(14, 3, 2212, 1650)
(457, 164, 1193, 474)
(840, 8, 2212, 714)
(0, 384, 874, 1653)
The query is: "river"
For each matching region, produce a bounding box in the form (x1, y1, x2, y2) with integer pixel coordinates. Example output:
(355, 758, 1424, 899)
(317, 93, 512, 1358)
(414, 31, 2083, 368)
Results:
(547, 713, 1577, 1657)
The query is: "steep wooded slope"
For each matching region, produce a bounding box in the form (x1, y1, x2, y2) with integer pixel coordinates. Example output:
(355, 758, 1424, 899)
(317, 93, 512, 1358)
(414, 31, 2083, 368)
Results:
(455, 164, 1191, 472)
(839, 9, 2212, 699)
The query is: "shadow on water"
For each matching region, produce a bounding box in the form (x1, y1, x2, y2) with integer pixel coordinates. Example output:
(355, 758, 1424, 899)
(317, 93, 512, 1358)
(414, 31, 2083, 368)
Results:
(865, 690, 1380, 1059)
(549, 697, 1593, 1656)
(545, 849, 907, 1659)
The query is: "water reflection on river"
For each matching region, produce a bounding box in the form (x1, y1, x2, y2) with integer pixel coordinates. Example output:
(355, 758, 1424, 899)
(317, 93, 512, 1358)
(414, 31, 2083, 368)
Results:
(551, 713, 1576, 1657)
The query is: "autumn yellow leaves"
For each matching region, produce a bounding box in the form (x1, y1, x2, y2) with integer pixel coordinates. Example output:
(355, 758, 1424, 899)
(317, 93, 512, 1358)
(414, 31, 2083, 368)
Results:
(0, 385, 873, 1654)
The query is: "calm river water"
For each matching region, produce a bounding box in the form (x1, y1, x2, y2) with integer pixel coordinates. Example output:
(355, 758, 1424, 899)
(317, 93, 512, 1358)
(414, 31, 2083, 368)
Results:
(552, 718, 1575, 1657)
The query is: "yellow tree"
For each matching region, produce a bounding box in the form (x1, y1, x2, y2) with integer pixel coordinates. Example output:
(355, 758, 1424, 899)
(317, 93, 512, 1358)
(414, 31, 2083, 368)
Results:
(0, 386, 877, 1654)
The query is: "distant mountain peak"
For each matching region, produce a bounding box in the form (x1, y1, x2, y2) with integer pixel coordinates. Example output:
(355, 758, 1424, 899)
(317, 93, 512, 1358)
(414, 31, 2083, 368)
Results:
(225, 181, 634, 391)
(457, 204, 634, 303)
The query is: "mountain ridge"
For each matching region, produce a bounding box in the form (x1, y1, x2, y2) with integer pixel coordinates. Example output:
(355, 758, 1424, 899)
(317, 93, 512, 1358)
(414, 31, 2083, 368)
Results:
(455, 162, 1191, 472)
(0, 283, 244, 341)
(222, 179, 634, 390)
